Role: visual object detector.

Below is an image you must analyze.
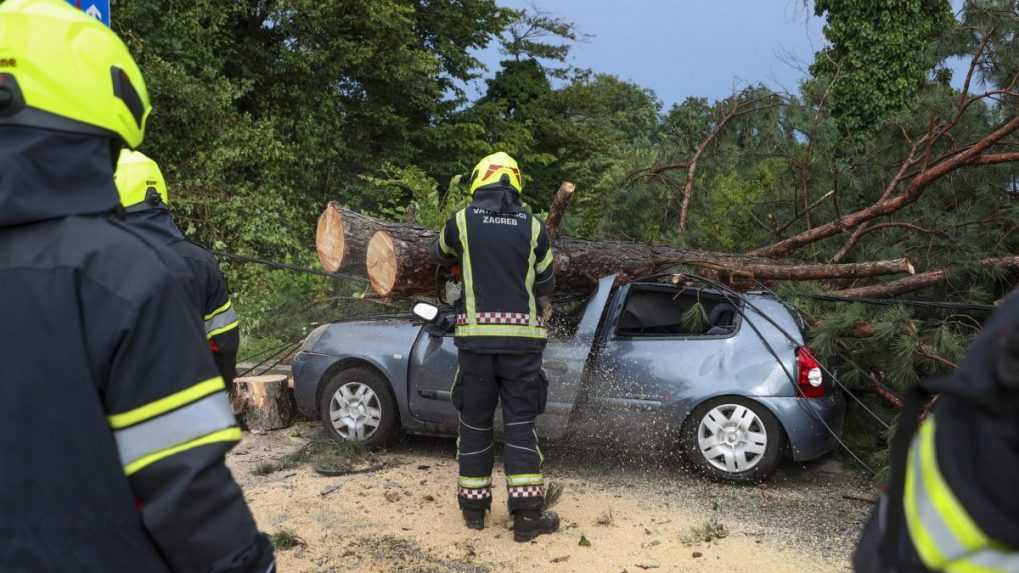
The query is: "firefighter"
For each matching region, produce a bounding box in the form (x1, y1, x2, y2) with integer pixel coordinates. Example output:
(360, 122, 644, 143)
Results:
(432, 151, 560, 542)
(0, 1, 273, 571)
(115, 150, 241, 388)
(853, 292, 1019, 572)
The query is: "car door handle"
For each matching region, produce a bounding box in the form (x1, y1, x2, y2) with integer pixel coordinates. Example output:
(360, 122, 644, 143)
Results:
(417, 389, 450, 400)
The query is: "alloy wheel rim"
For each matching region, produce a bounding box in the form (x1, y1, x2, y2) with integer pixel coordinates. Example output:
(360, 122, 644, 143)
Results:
(328, 382, 382, 441)
(697, 404, 768, 473)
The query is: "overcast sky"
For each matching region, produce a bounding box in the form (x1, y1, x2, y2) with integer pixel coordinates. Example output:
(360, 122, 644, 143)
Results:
(471, 0, 969, 110)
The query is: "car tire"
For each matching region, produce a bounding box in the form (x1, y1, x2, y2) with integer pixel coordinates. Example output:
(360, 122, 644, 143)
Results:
(681, 396, 784, 483)
(319, 367, 399, 449)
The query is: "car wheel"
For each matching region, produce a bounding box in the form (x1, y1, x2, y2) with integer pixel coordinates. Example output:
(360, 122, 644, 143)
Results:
(319, 367, 398, 448)
(681, 396, 784, 483)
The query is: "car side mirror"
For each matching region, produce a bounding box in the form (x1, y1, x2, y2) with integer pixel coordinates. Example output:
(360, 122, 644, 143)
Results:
(413, 301, 439, 322)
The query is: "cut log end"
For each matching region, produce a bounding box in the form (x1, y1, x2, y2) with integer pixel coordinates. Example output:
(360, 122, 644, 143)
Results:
(315, 202, 346, 273)
(905, 258, 916, 275)
(367, 231, 398, 296)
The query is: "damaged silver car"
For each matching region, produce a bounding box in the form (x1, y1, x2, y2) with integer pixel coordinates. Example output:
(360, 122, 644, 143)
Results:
(292, 275, 845, 482)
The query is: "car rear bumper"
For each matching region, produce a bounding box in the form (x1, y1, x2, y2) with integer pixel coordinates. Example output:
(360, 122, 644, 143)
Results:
(291, 350, 336, 418)
(757, 392, 846, 462)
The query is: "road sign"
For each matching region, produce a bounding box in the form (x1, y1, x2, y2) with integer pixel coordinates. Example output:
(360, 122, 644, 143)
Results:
(66, 0, 110, 27)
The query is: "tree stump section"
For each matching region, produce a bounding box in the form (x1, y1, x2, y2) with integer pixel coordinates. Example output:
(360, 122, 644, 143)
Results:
(367, 227, 438, 298)
(233, 375, 296, 431)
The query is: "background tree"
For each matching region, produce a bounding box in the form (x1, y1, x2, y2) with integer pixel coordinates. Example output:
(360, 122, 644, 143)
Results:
(116, 0, 1019, 472)
(810, 0, 955, 135)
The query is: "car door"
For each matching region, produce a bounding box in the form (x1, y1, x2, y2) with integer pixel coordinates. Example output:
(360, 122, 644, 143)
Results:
(407, 319, 459, 428)
(575, 284, 741, 446)
(406, 286, 607, 440)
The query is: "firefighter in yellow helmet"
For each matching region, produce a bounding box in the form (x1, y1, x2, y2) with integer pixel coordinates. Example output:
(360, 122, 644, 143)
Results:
(431, 151, 560, 541)
(0, 1, 273, 571)
(115, 150, 242, 390)
(853, 290, 1019, 572)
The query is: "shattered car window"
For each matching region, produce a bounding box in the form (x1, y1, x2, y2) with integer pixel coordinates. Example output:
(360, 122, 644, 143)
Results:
(616, 286, 738, 337)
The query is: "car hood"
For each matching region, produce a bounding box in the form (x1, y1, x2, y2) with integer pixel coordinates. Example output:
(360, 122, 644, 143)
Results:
(301, 316, 423, 357)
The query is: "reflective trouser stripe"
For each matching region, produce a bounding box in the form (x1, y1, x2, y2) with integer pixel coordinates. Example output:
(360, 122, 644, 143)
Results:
(459, 416, 492, 431)
(458, 476, 492, 488)
(115, 391, 236, 469)
(506, 473, 544, 487)
(108, 377, 225, 429)
(456, 210, 476, 325)
(904, 417, 1014, 571)
(459, 443, 493, 457)
(505, 442, 540, 458)
(535, 428, 544, 465)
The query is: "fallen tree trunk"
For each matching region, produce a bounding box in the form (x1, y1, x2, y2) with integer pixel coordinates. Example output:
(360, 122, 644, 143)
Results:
(362, 224, 919, 297)
(320, 207, 923, 298)
(832, 256, 1019, 299)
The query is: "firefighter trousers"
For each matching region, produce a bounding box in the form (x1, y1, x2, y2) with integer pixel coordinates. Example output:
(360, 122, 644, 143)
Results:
(452, 349, 548, 513)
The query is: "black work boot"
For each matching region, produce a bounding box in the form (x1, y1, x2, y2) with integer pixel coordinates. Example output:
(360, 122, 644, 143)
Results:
(513, 509, 560, 542)
(462, 509, 486, 530)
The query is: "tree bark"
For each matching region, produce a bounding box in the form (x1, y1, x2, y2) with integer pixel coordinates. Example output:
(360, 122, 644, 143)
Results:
(545, 181, 575, 240)
(233, 374, 296, 431)
(832, 256, 1019, 299)
(652, 256, 915, 281)
(315, 202, 407, 274)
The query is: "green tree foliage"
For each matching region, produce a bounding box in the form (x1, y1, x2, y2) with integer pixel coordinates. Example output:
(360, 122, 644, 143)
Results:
(811, 0, 955, 135)
(499, 6, 580, 79)
(114, 0, 512, 346)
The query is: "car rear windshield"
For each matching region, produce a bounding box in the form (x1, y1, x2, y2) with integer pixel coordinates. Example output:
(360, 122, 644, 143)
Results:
(616, 286, 739, 338)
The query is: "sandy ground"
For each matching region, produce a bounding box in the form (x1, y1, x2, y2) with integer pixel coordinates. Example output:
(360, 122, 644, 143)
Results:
(229, 422, 874, 573)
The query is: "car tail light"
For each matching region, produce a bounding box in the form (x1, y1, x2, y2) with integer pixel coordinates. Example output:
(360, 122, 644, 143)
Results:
(797, 346, 824, 398)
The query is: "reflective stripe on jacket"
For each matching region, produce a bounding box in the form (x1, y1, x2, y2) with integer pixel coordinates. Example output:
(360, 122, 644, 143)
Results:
(904, 416, 1019, 572)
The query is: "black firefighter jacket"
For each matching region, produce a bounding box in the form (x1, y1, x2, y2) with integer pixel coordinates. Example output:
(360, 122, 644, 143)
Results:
(432, 186, 555, 353)
(0, 127, 272, 573)
(124, 210, 240, 387)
